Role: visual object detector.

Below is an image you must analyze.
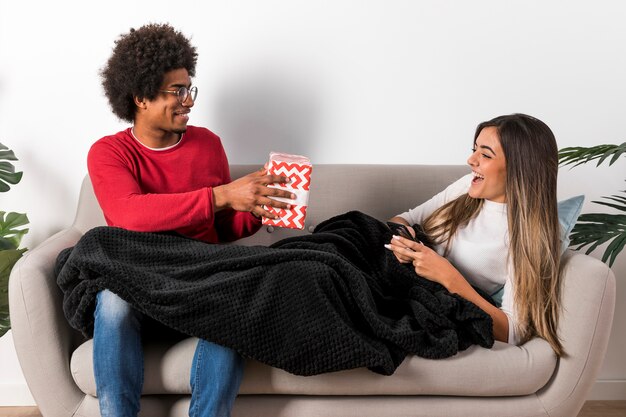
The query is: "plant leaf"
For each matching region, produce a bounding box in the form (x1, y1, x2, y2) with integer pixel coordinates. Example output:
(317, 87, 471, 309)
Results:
(0, 162, 15, 173)
(0, 170, 22, 184)
(0, 212, 29, 248)
(592, 200, 626, 213)
(568, 212, 626, 267)
(0, 238, 17, 250)
(0, 317, 9, 338)
(589, 190, 626, 213)
(610, 147, 626, 166)
(0, 143, 22, 192)
(599, 194, 626, 205)
(0, 149, 18, 161)
(0, 248, 25, 277)
(0, 212, 29, 231)
(606, 234, 626, 266)
(0, 142, 27, 336)
(558, 142, 626, 168)
(560, 143, 626, 267)
(0, 248, 26, 337)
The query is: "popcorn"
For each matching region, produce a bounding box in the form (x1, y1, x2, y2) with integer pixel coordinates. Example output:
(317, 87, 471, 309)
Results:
(262, 152, 312, 230)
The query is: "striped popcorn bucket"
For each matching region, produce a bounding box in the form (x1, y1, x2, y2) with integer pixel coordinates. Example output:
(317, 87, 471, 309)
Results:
(262, 152, 312, 230)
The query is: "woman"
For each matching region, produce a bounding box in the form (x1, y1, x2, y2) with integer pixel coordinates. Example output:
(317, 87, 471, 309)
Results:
(386, 113, 564, 355)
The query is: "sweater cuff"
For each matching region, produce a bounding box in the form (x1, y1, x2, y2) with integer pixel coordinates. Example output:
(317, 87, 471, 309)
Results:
(205, 187, 216, 223)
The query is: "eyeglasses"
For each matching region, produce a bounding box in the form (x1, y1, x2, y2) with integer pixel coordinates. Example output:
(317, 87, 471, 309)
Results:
(159, 86, 198, 104)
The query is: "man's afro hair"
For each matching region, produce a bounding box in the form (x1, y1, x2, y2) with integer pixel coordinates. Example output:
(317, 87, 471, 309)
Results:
(101, 23, 198, 122)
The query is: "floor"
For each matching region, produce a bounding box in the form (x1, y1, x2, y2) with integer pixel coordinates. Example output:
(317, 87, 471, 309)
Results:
(578, 401, 626, 417)
(1, 401, 625, 417)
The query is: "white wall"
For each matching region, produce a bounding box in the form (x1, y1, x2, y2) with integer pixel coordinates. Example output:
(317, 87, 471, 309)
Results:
(1, 0, 625, 405)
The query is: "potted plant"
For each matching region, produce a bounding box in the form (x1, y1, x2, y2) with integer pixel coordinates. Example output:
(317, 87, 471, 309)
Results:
(559, 142, 626, 267)
(0, 142, 29, 338)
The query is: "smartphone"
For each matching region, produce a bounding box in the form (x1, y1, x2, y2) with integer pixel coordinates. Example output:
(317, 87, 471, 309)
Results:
(386, 221, 420, 243)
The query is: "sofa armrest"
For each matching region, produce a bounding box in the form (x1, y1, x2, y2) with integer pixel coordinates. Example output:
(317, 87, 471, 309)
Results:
(9, 227, 86, 417)
(537, 250, 616, 416)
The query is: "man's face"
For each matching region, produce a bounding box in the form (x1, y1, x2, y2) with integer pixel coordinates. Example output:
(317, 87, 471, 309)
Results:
(141, 68, 194, 134)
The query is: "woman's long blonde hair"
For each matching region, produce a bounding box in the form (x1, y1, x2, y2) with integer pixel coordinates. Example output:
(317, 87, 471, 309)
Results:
(423, 114, 564, 356)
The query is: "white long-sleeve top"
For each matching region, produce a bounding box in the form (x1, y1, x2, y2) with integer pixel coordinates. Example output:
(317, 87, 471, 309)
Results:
(397, 174, 519, 345)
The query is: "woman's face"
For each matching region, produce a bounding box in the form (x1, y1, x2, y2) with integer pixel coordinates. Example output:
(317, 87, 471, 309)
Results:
(467, 126, 507, 203)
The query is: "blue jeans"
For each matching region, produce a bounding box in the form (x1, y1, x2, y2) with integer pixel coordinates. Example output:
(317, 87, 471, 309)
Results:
(93, 290, 244, 417)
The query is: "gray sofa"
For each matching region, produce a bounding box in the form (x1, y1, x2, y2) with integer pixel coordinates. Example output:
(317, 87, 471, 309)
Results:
(9, 165, 616, 417)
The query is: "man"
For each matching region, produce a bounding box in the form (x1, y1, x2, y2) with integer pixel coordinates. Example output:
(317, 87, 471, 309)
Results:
(88, 23, 294, 417)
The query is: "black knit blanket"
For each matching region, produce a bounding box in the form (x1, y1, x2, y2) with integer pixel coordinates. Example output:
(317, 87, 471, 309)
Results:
(56, 211, 493, 376)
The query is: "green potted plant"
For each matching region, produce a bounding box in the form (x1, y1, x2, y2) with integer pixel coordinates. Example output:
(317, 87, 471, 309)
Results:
(559, 142, 626, 267)
(0, 142, 29, 338)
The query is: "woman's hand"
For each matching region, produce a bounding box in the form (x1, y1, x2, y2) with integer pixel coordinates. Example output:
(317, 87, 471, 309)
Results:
(386, 235, 510, 342)
(385, 235, 461, 288)
(386, 217, 416, 264)
(388, 234, 414, 264)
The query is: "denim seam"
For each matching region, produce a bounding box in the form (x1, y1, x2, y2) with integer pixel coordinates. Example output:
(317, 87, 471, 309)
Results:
(190, 340, 205, 417)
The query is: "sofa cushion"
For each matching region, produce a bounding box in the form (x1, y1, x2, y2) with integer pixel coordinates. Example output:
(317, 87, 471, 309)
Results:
(558, 195, 585, 254)
(71, 336, 556, 397)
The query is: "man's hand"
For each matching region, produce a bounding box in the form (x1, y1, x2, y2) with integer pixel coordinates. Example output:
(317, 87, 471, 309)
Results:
(213, 167, 296, 219)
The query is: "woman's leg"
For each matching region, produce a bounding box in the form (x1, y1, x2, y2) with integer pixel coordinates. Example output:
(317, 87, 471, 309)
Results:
(189, 339, 244, 417)
(93, 289, 144, 417)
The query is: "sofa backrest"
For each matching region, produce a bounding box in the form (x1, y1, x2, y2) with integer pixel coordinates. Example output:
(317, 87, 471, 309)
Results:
(73, 164, 469, 245)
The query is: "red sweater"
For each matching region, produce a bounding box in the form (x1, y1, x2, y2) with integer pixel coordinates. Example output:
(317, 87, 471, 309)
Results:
(87, 126, 260, 243)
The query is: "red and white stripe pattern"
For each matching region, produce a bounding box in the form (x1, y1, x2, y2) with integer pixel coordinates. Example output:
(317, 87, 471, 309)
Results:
(262, 153, 312, 230)
(263, 205, 309, 230)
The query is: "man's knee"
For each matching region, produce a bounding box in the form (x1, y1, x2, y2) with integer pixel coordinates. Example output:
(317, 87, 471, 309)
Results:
(95, 289, 141, 327)
(202, 340, 244, 375)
